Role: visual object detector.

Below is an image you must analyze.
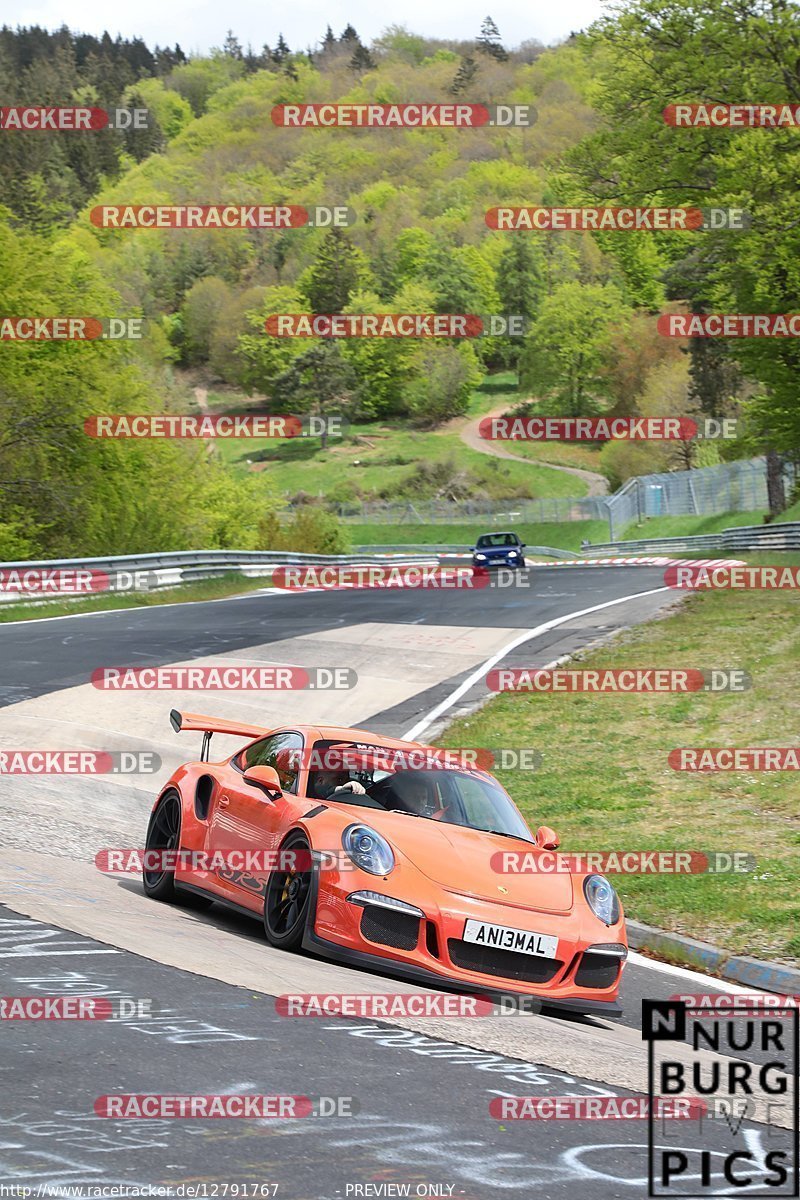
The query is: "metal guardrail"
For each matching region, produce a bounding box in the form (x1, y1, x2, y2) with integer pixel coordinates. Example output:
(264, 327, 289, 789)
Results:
(585, 521, 800, 556)
(583, 534, 727, 555)
(0, 548, 436, 573)
(720, 522, 800, 550)
(0, 549, 439, 607)
(353, 544, 580, 559)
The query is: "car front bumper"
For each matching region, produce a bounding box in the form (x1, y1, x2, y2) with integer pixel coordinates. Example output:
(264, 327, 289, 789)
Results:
(305, 869, 626, 1017)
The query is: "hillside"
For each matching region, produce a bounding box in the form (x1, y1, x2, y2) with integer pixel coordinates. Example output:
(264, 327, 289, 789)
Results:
(2, 11, 798, 558)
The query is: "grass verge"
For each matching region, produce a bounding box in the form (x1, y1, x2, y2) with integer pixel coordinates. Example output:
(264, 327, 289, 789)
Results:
(439, 552, 800, 962)
(349, 521, 611, 552)
(0, 573, 272, 623)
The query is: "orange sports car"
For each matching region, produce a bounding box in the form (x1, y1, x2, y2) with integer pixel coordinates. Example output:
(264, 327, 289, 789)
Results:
(143, 710, 628, 1015)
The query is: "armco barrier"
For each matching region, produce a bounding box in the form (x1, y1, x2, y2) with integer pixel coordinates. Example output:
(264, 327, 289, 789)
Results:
(585, 520, 800, 556)
(353, 544, 580, 559)
(0, 549, 439, 606)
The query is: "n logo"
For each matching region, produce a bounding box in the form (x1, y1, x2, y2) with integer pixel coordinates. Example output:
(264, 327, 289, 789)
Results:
(642, 999, 686, 1041)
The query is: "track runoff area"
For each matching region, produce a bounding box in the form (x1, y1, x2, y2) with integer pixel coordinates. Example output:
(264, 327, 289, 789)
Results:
(0, 563, 795, 1198)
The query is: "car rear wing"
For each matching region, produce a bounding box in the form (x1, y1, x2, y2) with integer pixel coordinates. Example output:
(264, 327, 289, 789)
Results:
(170, 709, 269, 761)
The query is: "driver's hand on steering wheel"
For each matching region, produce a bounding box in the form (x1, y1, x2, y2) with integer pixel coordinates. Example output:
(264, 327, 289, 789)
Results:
(333, 780, 367, 795)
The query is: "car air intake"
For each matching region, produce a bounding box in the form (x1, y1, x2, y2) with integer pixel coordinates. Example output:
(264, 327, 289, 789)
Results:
(574, 951, 622, 990)
(360, 905, 420, 951)
(447, 939, 562, 984)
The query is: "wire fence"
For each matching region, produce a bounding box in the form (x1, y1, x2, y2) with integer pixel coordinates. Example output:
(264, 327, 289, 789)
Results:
(318, 457, 796, 536)
(334, 496, 610, 525)
(604, 458, 797, 539)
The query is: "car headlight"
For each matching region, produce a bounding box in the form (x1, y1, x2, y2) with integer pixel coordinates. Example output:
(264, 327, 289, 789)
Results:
(508, 550, 519, 557)
(584, 875, 620, 925)
(475, 553, 487, 560)
(342, 824, 395, 875)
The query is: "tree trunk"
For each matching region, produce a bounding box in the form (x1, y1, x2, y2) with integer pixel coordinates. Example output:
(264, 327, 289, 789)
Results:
(766, 448, 785, 517)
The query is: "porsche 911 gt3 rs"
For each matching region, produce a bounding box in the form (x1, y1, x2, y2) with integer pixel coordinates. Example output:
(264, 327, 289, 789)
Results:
(142, 710, 628, 1015)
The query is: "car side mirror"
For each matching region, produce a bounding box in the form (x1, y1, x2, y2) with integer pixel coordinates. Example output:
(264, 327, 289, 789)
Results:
(535, 825, 559, 850)
(243, 765, 283, 800)
(520, 543, 526, 549)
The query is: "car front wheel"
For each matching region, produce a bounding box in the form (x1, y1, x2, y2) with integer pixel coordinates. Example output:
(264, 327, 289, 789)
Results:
(263, 831, 313, 950)
(143, 789, 212, 909)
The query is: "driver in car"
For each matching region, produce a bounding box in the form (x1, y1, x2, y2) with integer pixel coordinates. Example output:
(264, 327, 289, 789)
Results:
(314, 769, 367, 801)
(391, 771, 447, 820)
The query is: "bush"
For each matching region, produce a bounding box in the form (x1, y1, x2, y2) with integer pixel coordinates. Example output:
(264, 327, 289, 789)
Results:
(259, 507, 351, 554)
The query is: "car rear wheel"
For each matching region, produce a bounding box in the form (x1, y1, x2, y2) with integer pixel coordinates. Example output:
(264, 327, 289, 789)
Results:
(263, 831, 313, 950)
(143, 789, 212, 909)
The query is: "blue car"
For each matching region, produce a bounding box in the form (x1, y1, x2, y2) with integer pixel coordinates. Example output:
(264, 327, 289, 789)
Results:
(471, 531, 526, 571)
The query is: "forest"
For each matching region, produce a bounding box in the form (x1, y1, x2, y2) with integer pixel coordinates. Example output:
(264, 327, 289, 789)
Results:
(1, 3, 798, 558)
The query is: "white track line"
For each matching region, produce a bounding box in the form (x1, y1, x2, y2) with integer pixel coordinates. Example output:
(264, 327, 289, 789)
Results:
(626, 951, 766, 994)
(402, 584, 671, 741)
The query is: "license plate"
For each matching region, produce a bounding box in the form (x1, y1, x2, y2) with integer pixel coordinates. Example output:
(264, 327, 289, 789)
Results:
(463, 919, 558, 958)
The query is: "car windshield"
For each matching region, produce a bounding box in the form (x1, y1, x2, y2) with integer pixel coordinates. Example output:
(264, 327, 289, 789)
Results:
(307, 741, 533, 841)
(476, 533, 518, 548)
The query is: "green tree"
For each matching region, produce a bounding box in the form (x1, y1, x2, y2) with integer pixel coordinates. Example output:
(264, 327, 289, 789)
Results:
(350, 44, 376, 72)
(567, 0, 800, 506)
(272, 342, 356, 448)
(237, 286, 308, 397)
(404, 342, 483, 427)
(300, 228, 373, 312)
(449, 56, 479, 95)
(519, 281, 631, 416)
(179, 276, 231, 364)
(476, 17, 508, 61)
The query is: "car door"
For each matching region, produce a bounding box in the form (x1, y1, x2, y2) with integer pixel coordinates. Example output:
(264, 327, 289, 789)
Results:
(205, 731, 305, 911)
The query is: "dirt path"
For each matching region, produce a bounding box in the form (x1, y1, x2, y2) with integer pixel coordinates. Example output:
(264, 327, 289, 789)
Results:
(459, 403, 609, 497)
(193, 386, 209, 412)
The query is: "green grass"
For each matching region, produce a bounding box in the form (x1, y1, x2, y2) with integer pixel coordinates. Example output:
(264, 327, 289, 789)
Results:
(191, 374, 588, 502)
(440, 552, 800, 962)
(347, 513, 768, 552)
(220, 421, 588, 502)
(494, 436, 606, 473)
(619, 512, 765, 539)
(778, 497, 800, 522)
(0, 573, 272, 623)
(349, 521, 611, 553)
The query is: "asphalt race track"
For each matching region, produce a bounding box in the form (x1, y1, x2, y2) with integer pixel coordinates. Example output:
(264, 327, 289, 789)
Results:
(0, 567, 791, 1195)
